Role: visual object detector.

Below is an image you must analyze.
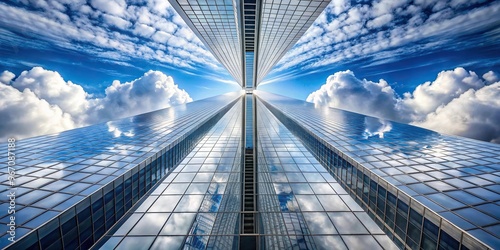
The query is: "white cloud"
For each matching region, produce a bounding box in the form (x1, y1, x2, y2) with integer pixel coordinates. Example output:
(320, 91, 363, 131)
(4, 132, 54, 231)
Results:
(10, 67, 89, 123)
(306, 70, 400, 120)
(0, 70, 15, 84)
(273, 0, 500, 77)
(0, 67, 192, 140)
(147, 0, 172, 16)
(307, 67, 500, 143)
(367, 13, 393, 29)
(401, 67, 485, 121)
(0, 83, 76, 139)
(414, 82, 500, 143)
(90, 0, 126, 16)
(90, 70, 193, 123)
(483, 70, 499, 83)
(102, 14, 130, 29)
(371, 0, 410, 17)
(0, 1, 221, 73)
(133, 23, 156, 37)
(330, 0, 351, 15)
(157, 20, 177, 34)
(152, 30, 172, 43)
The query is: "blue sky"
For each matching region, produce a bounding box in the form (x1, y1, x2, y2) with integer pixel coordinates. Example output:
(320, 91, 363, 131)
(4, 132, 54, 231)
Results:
(259, 0, 500, 99)
(0, 0, 498, 99)
(0, 0, 499, 142)
(0, 0, 240, 101)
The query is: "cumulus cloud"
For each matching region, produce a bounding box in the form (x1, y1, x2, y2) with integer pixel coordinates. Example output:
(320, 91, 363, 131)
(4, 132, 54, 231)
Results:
(0, 84, 76, 139)
(9, 67, 90, 124)
(89, 70, 192, 123)
(414, 82, 500, 143)
(0, 67, 192, 140)
(307, 69, 400, 120)
(307, 67, 500, 143)
(483, 71, 499, 83)
(400, 67, 485, 121)
(0, 71, 15, 84)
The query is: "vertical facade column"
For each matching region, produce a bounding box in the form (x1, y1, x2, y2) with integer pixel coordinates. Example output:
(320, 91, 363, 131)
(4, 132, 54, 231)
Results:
(240, 93, 258, 249)
(241, 0, 261, 90)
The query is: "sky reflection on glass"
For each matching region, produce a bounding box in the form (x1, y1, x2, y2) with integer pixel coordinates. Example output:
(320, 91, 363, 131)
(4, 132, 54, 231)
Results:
(256, 99, 397, 249)
(97, 99, 243, 249)
(257, 91, 500, 248)
(0, 92, 241, 247)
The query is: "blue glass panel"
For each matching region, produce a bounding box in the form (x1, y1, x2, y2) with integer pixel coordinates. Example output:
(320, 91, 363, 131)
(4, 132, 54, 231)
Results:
(421, 218, 439, 249)
(438, 229, 460, 250)
(256, 91, 499, 249)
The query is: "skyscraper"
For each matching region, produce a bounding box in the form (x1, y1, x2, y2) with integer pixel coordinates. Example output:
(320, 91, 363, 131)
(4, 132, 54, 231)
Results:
(1, 1, 498, 250)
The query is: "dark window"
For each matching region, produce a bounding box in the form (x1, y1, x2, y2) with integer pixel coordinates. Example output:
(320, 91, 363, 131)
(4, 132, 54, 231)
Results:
(438, 230, 459, 250)
(421, 218, 439, 249)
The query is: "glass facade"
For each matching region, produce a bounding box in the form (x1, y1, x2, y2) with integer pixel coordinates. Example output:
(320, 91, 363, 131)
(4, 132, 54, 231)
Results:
(255, 0, 329, 85)
(94, 96, 401, 250)
(245, 94, 254, 149)
(256, 91, 499, 249)
(2, 1, 498, 249)
(169, 0, 243, 85)
(4, 90, 497, 249)
(95, 98, 243, 249)
(245, 51, 255, 88)
(0, 93, 241, 249)
(170, 0, 329, 87)
(256, 100, 397, 249)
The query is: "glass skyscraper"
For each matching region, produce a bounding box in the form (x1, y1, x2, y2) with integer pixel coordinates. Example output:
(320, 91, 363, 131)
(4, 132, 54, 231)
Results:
(1, 1, 498, 250)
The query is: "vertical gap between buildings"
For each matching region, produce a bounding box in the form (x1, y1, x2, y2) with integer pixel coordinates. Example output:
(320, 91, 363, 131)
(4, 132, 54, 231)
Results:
(241, 93, 257, 249)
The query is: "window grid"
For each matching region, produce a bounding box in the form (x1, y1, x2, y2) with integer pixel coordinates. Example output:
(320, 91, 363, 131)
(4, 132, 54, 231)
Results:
(257, 91, 498, 250)
(95, 99, 243, 249)
(172, 0, 243, 85)
(256, 100, 397, 250)
(0, 93, 241, 249)
(256, 0, 329, 85)
(171, 1, 329, 87)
